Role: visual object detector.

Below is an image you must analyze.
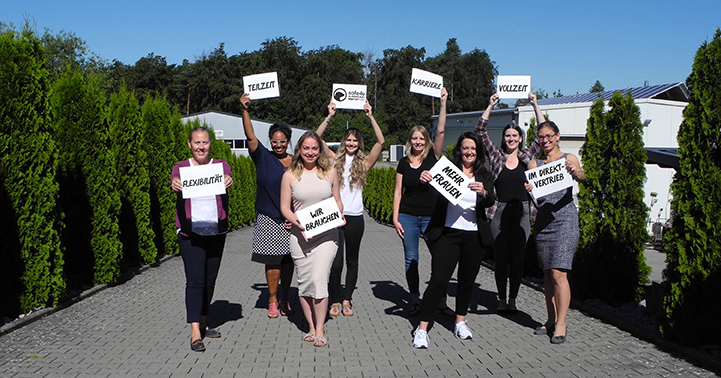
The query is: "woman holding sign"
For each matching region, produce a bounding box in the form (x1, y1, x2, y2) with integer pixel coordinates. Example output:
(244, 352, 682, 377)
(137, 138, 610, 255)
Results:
(280, 131, 344, 348)
(411, 132, 495, 349)
(317, 100, 385, 317)
(393, 87, 450, 316)
(477, 92, 544, 314)
(525, 122, 585, 344)
(240, 94, 295, 319)
(171, 126, 234, 352)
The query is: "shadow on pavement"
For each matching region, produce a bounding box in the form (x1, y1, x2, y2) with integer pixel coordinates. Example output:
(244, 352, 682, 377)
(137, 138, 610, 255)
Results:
(207, 300, 243, 329)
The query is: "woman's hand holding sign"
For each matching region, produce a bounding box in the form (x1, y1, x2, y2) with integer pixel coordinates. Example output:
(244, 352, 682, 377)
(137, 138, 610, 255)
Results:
(419, 170, 432, 184)
(468, 181, 487, 197)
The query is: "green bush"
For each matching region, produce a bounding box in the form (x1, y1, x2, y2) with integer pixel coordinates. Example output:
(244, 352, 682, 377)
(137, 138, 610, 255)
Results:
(662, 29, 721, 345)
(363, 167, 397, 224)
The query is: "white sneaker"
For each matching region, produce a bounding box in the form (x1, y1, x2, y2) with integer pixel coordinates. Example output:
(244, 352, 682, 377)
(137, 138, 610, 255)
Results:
(413, 328, 429, 349)
(454, 321, 473, 340)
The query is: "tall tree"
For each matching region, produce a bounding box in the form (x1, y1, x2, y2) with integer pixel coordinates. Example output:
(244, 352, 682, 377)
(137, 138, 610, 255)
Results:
(662, 29, 721, 345)
(40, 28, 106, 81)
(574, 93, 651, 304)
(0, 26, 65, 315)
(589, 80, 605, 93)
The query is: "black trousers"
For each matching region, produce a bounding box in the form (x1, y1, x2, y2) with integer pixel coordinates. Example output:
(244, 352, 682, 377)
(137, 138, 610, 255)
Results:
(419, 228, 486, 321)
(179, 233, 226, 323)
(329, 215, 364, 303)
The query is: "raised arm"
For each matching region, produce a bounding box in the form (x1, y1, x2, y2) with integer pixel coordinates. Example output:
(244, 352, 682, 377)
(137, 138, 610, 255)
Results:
(529, 92, 545, 124)
(476, 93, 502, 157)
(317, 100, 337, 160)
(432, 87, 448, 159)
(240, 94, 259, 153)
(364, 101, 385, 171)
(519, 92, 544, 160)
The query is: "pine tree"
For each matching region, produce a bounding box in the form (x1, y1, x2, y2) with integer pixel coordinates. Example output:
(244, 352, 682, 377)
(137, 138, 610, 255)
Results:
(108, 84, 158, 267)
(0, 26, 65, 313)
(574, 93, 651, 304)
(662, 29, 721, 345)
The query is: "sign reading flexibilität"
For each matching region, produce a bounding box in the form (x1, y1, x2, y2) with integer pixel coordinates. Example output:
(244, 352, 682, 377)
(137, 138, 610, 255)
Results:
(243, 72, 280, 100)
(332, 84, 367, 110)
(180, 163, 226, 199)
(524, 158, 573, 198)
(295, 197, 344, 240)
(428, 156, 471, 206)
(497, 75, 531, 99)
(410, 68, 443, 98)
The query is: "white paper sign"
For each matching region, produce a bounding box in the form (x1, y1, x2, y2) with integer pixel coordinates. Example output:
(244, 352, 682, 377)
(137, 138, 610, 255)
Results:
(332, 84, 367, 110)
(180, 163, 226, 199)
(497, 75, 531, 99)
(410, 68, 443, 98)
(295, 197, 344, 239)
(525, 158, 573, 198)
(428, 156, 472, 206)
(243, 72, 280, 100)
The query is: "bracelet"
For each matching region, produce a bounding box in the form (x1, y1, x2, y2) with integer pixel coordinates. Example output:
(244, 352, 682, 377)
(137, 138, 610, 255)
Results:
(325, 118, 331, 123)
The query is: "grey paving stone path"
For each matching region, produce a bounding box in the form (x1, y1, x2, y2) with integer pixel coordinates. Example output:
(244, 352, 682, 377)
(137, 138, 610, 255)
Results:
(0, 213, 716, 377)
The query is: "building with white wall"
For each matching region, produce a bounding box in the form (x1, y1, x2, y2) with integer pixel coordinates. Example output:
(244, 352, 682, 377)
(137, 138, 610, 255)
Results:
(432, 83, 688, 230)
(181, 111, 311, 157)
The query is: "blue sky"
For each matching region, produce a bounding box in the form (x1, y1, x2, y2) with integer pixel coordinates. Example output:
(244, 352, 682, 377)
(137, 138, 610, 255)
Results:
(4, 1, 720, 97)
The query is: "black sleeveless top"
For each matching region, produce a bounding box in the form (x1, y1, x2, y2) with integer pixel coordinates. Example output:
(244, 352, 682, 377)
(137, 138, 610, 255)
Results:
(494, 163, 529, 202)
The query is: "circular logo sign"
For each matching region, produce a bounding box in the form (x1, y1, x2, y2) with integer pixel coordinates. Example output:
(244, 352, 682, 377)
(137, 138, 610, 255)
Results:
(333, 88, 347, 102)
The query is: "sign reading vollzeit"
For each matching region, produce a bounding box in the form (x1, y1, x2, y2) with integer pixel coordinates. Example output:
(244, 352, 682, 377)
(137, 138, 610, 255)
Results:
(180, 163, 226, 199)
(243, 72, 280, 100)
(295, 197, 344, 240)
(497, 75, 531, 99)
(524, 158, 573, 198)
(428, 156, 472, 206)
(410, 68, 443, 98)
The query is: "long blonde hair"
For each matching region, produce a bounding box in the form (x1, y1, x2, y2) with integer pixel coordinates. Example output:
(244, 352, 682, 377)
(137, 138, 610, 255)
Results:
(405, 125, 433, 162)
(289, 131, 331, 181)
(335, 128, 367, 190)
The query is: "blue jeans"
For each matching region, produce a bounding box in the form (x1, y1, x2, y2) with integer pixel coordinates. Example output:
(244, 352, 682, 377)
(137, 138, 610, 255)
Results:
(398, 213, 431, 295)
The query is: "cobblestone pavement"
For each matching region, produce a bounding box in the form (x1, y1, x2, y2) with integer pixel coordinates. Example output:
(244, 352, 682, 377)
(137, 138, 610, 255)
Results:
(0, 214, 716, 377)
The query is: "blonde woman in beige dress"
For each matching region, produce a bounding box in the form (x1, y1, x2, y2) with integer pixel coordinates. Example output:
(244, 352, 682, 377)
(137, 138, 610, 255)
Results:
(281, 131, 345, 347)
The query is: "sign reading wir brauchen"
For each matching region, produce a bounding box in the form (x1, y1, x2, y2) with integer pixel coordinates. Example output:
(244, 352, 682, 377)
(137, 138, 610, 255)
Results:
(295, 197, 344, 240)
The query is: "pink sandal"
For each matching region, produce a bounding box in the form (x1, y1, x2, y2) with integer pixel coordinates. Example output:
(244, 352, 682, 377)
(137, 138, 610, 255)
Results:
(268, 302, 279, 318)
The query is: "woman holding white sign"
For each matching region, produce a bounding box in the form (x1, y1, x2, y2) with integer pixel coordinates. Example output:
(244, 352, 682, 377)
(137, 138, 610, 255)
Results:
(477, 92, 544, 314)
(280, 131, 344, 348)
(393, 87, 450, 316)
(525, 122, 585, 344)
(240, 94, 295, 319)
(317, 100, 385, 317)
(171, 126, 234, 352)
(411, 132, 495, 349)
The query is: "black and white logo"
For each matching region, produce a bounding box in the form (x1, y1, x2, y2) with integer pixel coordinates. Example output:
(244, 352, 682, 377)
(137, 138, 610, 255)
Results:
(333, 88, 347, 102)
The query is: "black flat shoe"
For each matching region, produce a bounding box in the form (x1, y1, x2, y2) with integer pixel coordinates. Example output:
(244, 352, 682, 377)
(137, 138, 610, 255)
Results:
(550, 335, 566, 344)
(534, 325, 554, 335)
(190, 339, 206, 352)
(204, 328, 221, 338)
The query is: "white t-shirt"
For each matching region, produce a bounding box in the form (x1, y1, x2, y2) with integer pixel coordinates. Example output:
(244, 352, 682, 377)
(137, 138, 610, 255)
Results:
(189, 158, 220, 235)
(444, 178, 477, 231)
(339, 157, 364, 216)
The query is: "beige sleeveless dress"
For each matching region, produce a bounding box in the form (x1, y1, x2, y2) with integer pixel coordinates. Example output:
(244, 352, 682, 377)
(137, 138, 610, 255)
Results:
(290, 169, 339, 298)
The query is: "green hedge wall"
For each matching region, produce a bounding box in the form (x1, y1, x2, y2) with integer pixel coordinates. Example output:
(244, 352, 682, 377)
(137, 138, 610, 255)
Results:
(363, 167, 397, 224)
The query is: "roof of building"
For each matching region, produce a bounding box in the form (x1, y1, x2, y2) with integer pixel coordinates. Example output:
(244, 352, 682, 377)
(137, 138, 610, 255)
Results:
(537, 82, 688, 106)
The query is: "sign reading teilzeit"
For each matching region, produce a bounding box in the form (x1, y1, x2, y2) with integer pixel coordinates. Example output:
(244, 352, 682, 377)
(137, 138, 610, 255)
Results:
(179, 163, 226, 199)
(428, 156, 472, 206)
(410, 68, 443, 98)
(497, 75, 531, 99)
(332, 84, 367, 110)
(295, 197, 344, 240)
(243, 72, 280, 100)
(524, 158, 573, 198)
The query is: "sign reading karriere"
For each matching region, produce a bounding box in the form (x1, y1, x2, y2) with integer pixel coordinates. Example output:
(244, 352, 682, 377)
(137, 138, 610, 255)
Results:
(332, 84, 367, 110)
(428, 156, 472, 206)
(243, 72, 280, 100)
(410, 68, 443, 98)
(497, 75, 531, 99)
(524, 158, 573, 198)
(295, 197, 344, 240)
(179, 163, 226, 199)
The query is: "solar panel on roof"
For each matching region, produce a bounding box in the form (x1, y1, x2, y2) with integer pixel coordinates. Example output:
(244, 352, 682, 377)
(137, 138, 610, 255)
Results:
(536, 83, 683, 106)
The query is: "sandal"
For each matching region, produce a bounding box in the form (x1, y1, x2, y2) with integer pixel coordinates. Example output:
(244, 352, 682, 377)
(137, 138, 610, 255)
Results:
(313, 336, 327, 347)
(342, 303, 354, 316)
(280, 301, 292, 316)
(190, 338, 205, 352)
(204, 328, 221, 338)
(303, 332, 316, 342)
(329, 303, 340, 317)
(268, 302, 279, 318)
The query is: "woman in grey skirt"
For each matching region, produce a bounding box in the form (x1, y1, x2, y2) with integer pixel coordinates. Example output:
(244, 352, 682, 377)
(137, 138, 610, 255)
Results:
(526, 121, 585, 344)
